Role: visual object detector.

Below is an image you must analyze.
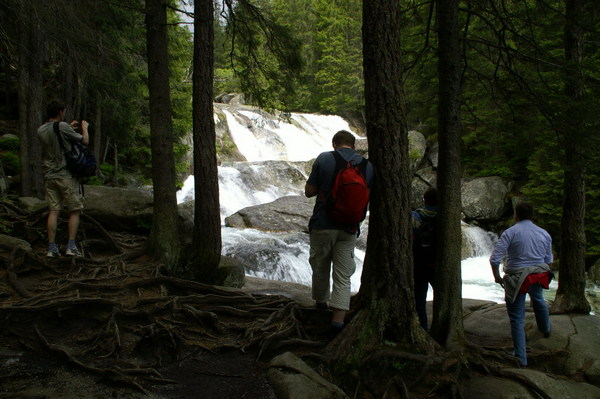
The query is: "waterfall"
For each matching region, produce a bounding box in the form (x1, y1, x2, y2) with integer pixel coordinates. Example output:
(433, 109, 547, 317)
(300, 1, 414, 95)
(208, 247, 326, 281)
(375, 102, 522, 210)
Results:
(177, 105, 540, 302)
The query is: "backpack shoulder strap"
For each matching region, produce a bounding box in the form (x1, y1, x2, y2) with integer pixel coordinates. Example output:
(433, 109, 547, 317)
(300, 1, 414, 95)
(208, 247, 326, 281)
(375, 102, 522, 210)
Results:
(330, 150, 347, 168)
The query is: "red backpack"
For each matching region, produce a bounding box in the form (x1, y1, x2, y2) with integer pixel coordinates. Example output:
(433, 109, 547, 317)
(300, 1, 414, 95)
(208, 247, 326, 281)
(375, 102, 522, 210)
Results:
(327, 151, 370, 226)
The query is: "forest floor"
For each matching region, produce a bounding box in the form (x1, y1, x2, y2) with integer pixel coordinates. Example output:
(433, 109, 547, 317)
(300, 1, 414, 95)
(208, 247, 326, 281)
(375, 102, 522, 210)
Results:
(3, 200, 588, 399)
(0, 201, 333, 398)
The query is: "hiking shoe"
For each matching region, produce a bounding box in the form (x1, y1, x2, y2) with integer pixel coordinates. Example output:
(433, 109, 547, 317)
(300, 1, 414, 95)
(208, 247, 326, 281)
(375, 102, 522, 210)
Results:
(65, 247, 83, 257)
(543, 331, 551, 338)
(47, 249, 61, 258)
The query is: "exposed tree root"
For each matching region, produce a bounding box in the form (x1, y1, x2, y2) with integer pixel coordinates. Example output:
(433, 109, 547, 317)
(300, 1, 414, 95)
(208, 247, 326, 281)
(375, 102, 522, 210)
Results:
(0, 205, 332, 396)
(0, 201, 572, 399)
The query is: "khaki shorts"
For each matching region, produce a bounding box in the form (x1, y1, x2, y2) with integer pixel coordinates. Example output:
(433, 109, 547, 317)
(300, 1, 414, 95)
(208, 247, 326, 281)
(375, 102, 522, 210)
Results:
(45, 178, 84, 212)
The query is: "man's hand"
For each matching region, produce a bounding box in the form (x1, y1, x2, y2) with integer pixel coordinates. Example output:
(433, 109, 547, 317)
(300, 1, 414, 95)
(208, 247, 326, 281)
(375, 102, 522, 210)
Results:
(495, 276, 505, 288)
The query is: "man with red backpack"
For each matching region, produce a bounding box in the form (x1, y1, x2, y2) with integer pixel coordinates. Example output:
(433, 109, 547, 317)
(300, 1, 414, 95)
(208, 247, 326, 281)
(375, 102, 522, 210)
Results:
(304, 130, 374, 338)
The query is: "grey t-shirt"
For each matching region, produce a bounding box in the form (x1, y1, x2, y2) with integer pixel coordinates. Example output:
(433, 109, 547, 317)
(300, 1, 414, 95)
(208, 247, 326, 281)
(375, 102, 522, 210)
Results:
(37, 121, 83, 179)
(307, 147, 374, 231)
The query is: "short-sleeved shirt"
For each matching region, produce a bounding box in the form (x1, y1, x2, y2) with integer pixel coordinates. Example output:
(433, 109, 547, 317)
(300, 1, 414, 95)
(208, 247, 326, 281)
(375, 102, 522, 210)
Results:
(307, 147, 374, 231)
(489, 219, 553, 270)
(37, 121, 83, 179)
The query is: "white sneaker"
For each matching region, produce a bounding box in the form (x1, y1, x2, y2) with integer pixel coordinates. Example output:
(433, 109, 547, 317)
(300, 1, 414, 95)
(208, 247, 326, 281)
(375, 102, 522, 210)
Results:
(47, 249, 61, 258)
(65, 247, 82, 257)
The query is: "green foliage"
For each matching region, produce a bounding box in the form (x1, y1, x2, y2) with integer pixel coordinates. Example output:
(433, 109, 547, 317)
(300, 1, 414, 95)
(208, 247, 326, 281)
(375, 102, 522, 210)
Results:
(0, 137, 20, 175)
(214, 68, 239, 96)
(0, 137, 19, 151)
(522, 141, 564, 245)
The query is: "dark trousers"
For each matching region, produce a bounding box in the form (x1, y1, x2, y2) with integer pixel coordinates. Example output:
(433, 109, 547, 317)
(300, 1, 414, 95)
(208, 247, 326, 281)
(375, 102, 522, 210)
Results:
(414, 263, 435, 330)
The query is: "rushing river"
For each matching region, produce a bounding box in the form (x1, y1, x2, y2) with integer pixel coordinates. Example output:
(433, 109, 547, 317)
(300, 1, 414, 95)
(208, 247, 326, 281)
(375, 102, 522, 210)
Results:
(177, 108, 558, 303)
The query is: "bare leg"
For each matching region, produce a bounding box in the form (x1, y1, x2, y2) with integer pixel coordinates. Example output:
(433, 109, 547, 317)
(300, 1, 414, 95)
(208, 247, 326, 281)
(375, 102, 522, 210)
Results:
(332, 308, 346, 324)
(67, 210, 81, 241)
(47, 210, 60, 244)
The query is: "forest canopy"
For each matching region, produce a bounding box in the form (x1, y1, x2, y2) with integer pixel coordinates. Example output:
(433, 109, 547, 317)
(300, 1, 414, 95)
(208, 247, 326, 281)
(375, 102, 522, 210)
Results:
(0, 0, 599, 255)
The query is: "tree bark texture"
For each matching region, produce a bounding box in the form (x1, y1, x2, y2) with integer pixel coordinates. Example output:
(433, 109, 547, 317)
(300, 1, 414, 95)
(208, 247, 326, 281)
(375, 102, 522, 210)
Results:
(18, 7, 44, 199)
(190, 0, 222, 281)
(144, 0, 181, 269)
(554, 0, 590, 314)
(328, 0, 432, 362)
(93, 93, 102, 167)
(430, 0, 466, 348)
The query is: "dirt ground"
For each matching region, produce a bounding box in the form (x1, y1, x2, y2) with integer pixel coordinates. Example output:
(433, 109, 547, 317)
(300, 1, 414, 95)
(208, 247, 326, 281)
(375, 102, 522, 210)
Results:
(0, 206, 331, 398)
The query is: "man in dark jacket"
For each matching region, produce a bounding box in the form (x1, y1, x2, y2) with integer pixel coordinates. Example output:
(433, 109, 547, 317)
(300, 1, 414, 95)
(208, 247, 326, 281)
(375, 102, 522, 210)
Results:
(411, 187, 438, 330)
(304, 130, 374, 337)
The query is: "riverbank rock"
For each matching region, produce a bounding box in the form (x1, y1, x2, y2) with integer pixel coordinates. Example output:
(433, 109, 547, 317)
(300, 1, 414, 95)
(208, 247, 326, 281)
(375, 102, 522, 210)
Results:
(84, 185, 153, 232)
(225, 195, 313, 232)
(243, 277, 600, 398)
(462, 369, 600, 399)
(409, 130, 427, 171)
(461, 176, 513, 221)
(267, 352, 349, 399)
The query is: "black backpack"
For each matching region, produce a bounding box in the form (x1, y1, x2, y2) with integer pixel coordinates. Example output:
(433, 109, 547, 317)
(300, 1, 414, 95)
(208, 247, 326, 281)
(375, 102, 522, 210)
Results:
(53, 122, 97, 178)
(413, 210, 437, 265)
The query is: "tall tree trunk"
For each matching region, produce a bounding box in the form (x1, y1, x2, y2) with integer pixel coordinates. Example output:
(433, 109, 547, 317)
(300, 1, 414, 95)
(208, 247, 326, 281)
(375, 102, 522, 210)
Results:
(552, 0, 590, 314)
(144, 0, 180, 269)
(18, 7, 44, 199)
(328, 0, 432, 363)
(188, 0, 221, 281)
(93, 93, 102, 168)
(430, 0, 465, 348)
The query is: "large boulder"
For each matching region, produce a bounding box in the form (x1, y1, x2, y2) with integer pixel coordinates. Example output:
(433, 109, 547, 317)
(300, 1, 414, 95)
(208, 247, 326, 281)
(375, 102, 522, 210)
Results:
(225, 195, 313, 232)
(83, 185, 154, 232)
(212, 256, 246, 288)
(411, 166, 437, 209)
(408, 130, 428, 171)
(464, 302, 600, 384)
(588, 258, 600, 285)
(354, 137, 369, 155)
(17, 196, 46, 214)
(462, 369, 600, 399)
(461, 176, 513, 221)
(0, 234, 31, 253)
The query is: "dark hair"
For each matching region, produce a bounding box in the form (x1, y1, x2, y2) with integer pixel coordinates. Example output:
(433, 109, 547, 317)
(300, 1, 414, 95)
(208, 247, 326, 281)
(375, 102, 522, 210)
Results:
(515, 202, 534, 220)
(46, 99, 66, 119)
(332, 130, 356, 148)
(423, 187, 437, 206)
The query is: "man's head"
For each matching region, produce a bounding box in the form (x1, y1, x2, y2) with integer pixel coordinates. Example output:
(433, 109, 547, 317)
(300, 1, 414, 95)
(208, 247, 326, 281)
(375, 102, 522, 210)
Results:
(514, 202, 534, 221)
(46, 99, 66, 120)
(332, 130, 356, 149)
(423, 187, 437, 207)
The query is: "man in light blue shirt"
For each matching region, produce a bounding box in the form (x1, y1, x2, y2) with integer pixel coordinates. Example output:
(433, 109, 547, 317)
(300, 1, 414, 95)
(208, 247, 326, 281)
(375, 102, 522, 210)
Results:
(490, 202, 553, 367)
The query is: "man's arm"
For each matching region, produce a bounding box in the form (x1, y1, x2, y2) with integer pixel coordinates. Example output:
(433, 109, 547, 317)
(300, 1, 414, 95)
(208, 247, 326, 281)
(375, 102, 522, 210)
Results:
(489, 231, 511, 287)
(80, 120, 89, 145)
(490, 262, 504, 287)
(305, 183, 317, 198)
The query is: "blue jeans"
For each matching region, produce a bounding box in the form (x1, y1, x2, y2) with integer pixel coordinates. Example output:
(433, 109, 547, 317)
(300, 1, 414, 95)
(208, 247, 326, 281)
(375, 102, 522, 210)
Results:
(505, 283, 551, 366)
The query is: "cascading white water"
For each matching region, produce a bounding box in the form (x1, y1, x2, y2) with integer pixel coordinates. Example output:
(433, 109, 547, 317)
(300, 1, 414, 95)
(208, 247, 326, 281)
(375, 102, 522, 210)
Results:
(178, 106, 554, 302)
